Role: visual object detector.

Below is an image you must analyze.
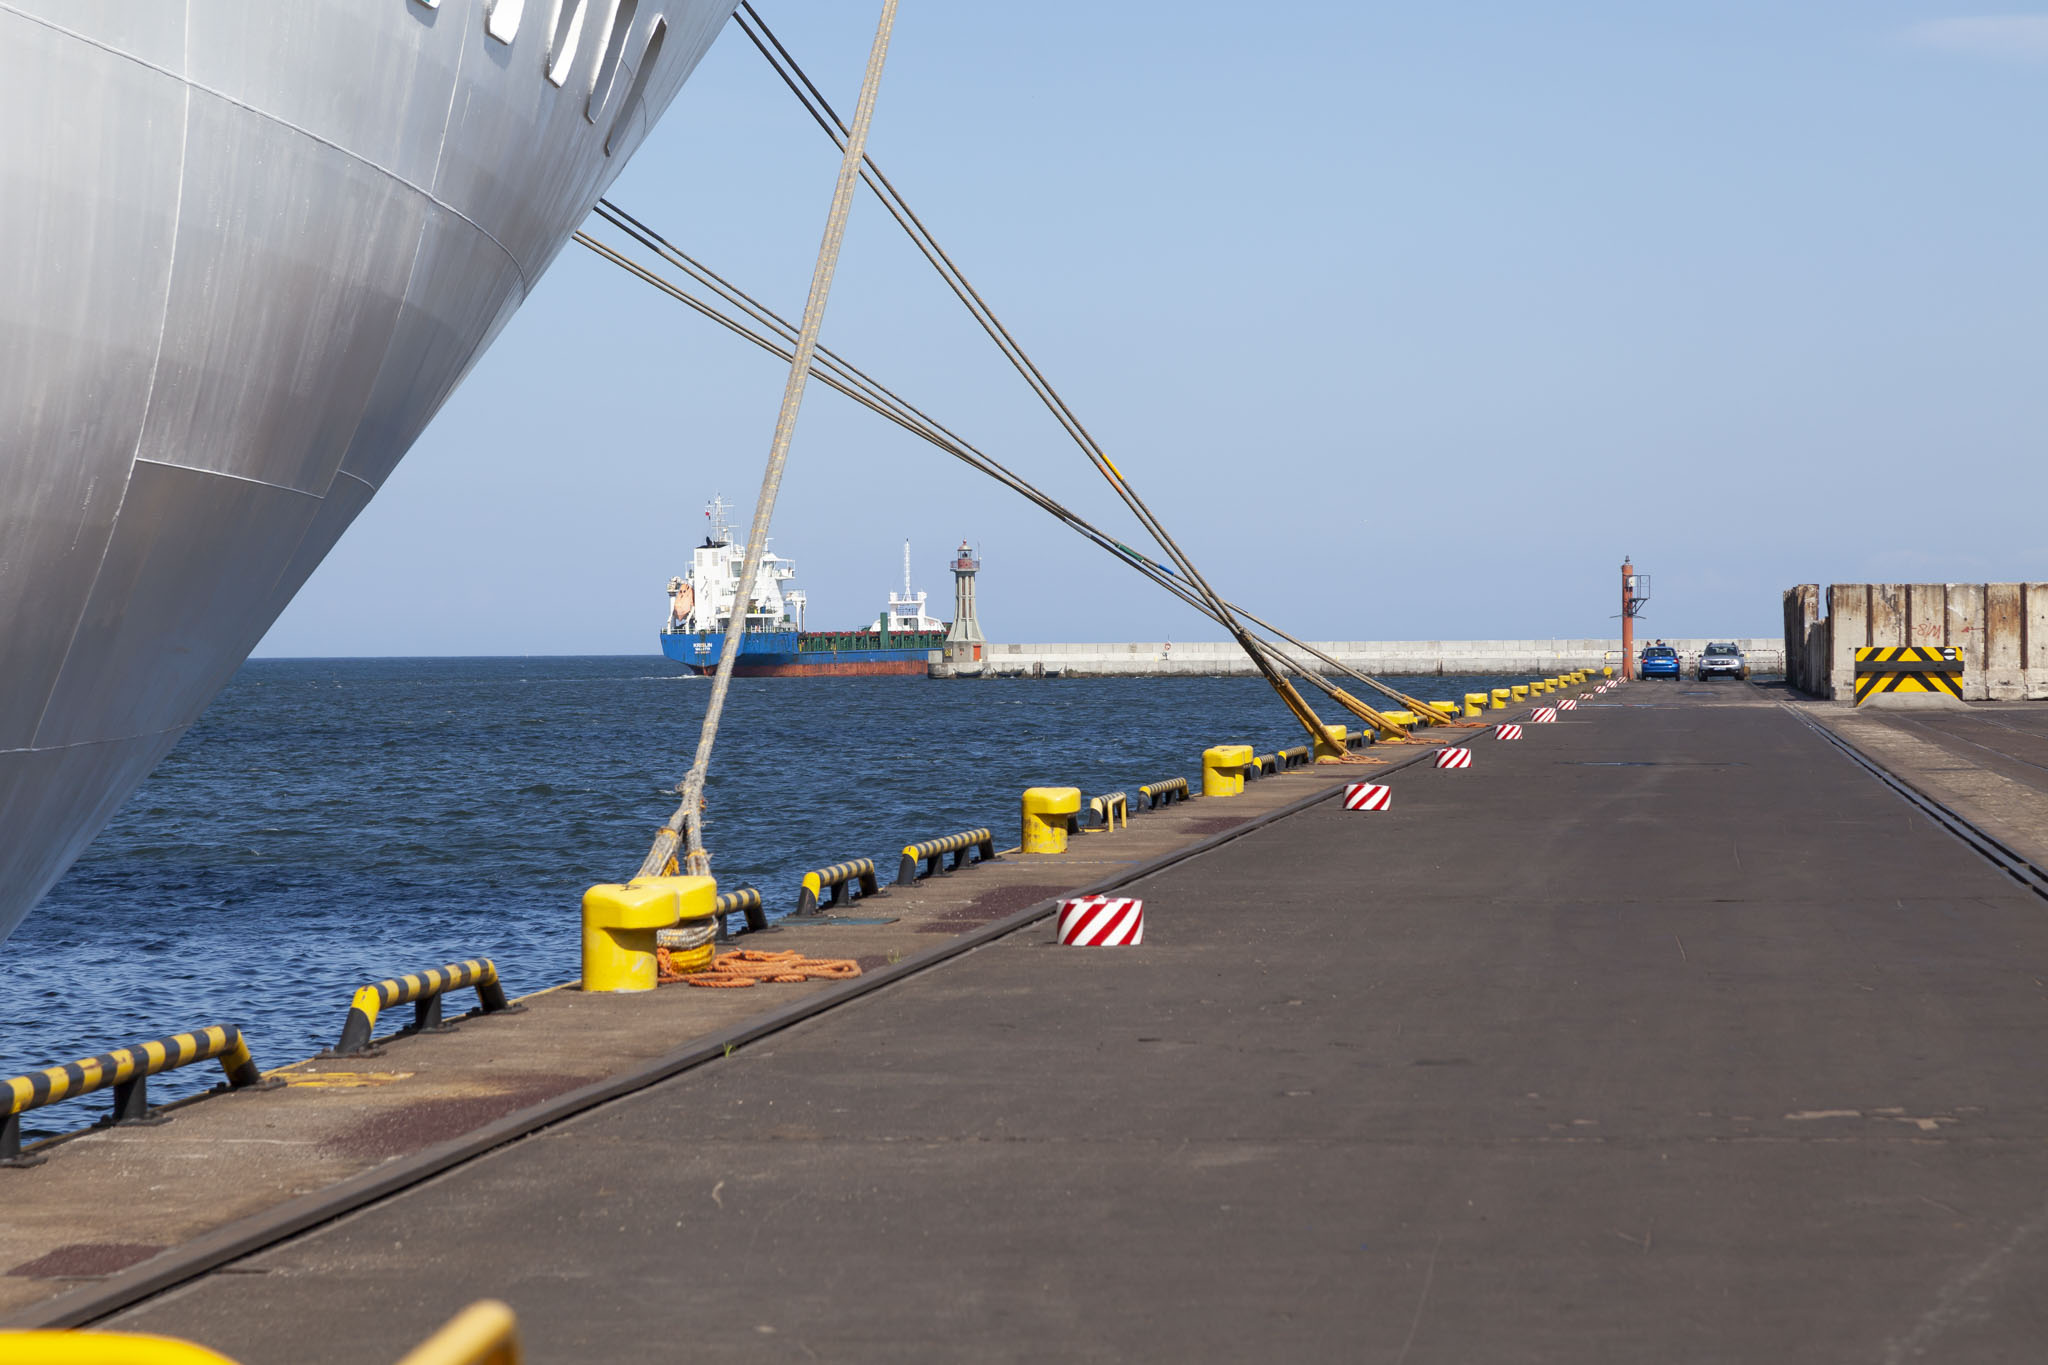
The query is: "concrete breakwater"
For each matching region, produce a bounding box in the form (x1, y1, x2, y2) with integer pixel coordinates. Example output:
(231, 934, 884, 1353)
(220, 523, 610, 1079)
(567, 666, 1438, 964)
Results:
(931, 638, 1784, 679)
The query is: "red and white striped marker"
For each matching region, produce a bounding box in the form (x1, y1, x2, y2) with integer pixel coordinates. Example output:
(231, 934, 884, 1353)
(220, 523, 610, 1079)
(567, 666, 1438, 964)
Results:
(1495, 723, 1523, 740)
(1057, 896, 1145, 946)
(1560, 699, 1579, 711)
(1533, 707, 1559, 723)
(1343, 782, 1391, 811)
(1579, 692, 1594, 700)
(1434, 746, 1472, 769)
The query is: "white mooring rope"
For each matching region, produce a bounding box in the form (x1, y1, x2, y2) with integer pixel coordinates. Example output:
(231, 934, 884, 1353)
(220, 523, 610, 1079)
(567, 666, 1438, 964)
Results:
(640, 0, 900, 880)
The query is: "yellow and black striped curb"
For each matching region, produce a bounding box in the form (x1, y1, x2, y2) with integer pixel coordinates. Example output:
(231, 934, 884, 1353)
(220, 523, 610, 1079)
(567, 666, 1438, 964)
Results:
(4, 1025, 263, 1163)
(715, 886, 767, 935)
(1083, 792, 1130, 831)
(1277, 746, 1310, 770)
(1249, 754, 1279, 779)
(1854, 646, 1964, 703)
(896, 829, 997, 886)
(1139, 776, 1190, 810)
(796, 858, 881, 915)
(335, 959, 511, 1056)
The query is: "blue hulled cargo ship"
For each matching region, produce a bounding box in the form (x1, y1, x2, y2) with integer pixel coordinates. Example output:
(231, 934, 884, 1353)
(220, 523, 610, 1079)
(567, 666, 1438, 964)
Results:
(660, 499, 949, 676)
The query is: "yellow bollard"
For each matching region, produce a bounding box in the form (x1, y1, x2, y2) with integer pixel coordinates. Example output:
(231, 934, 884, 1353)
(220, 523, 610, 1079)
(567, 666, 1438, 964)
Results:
(1603, 665, 1614, 677)
(1372, 713, 1413, 742)
(581, 875, 713, 992)
(1491, 688, 1510, 710)
(1512, 685, 1530, 701)
(1464, 692, 1488, 718)
(1202, 744, 1255, 796)
(1313, 723, 1350, 759)
(1022, 786, 1082, 854)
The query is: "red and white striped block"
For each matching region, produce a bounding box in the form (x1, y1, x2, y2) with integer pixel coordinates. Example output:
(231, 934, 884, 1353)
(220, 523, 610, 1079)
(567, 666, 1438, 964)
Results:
(1434, 746, 1472, 769)
(1343, 782, 1391, 811)
(1495, 723, 1523, 740)
(1560, 699, 1579, 711)
(1579, 692, 1595, 700)
(1057, 896, 1145, 946)
(1532, 707, 1559, 723)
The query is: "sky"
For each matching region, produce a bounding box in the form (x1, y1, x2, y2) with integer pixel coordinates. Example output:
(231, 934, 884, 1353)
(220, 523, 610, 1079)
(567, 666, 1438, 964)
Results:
(256, 1, 2048, 657)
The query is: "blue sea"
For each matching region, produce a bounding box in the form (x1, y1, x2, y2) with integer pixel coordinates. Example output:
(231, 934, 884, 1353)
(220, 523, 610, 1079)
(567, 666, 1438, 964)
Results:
(1, 657, 1504, 1139)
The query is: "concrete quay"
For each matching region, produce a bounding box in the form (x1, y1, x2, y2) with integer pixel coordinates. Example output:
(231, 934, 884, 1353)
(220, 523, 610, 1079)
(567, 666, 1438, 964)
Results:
(0, 738, 1395, 1329)
(33, 682, 2048, 1361)
(932, 636, 1783, 679)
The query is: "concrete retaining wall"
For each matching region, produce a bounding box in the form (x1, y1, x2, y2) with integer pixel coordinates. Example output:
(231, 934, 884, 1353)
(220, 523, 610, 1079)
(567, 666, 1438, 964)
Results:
(931, 638, 1785, 679)
(1782, 582, 2048, 701)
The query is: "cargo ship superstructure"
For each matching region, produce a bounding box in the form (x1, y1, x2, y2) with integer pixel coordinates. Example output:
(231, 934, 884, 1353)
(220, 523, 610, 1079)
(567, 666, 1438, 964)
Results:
(661, 500, 948, 676)
(0, 0, 740, 943)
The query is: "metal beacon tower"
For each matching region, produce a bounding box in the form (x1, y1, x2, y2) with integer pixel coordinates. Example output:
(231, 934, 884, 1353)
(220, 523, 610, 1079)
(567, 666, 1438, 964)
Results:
(0, 0, 740, 942)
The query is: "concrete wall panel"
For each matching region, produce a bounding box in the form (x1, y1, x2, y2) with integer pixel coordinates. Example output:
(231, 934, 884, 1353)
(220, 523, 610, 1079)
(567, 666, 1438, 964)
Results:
(1984, 583, 2024, 700)
(1829, 584, 1868, 700)
(1871, 584, 1906, 649)
(1948, 583, 1988, 699)
(1906, 583, 1945, 649)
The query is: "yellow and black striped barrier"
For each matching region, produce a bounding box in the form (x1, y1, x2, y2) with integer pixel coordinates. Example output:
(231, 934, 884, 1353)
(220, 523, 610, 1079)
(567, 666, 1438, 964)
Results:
(3, 1025, 266, 1164)
(1855, 646, 1964, 704)
(335, 959, 512, 1056)
(1138, 776, 1189, 810)
(1248, 754, 1279, 779)
(796, 858, 881, 916)
(1346, 730, 1373, 751)
(1084, 792, 1129, 831)
(1277, 745, 1310, 770)
(716, 886, 767, 936)
(896, 829, 997, 886)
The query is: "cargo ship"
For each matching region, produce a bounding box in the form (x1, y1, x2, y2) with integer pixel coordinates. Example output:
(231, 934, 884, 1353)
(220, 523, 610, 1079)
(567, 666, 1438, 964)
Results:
(661, 499, 949, 676)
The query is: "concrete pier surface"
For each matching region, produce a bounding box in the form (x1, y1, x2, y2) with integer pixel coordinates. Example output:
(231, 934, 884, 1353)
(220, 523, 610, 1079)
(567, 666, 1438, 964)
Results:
(83, 683, 2048, 1362)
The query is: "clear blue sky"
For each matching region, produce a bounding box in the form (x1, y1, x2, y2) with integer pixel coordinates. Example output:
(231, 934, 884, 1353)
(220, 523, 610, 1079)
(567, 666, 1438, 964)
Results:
(257, 1, 2047, 656)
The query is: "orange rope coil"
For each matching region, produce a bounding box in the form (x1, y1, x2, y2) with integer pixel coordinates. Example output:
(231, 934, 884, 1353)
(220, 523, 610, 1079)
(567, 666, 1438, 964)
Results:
(658, 947, 861, 988)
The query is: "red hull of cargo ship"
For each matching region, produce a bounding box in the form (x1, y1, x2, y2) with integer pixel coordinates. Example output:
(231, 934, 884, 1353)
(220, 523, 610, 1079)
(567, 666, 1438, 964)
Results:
(689, 659, 930, 678)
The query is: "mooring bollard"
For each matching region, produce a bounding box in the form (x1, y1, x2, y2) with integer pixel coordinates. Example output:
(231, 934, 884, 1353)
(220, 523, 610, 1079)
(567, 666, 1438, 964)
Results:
(3, 1026, 268, 1163)
(1312, 724, 1349, 761)
(1512, 685, 1530, 702)
(1374, 713, 1414, 742)
(896, 829, 998, 885)
(581, 876, 716, 992)
(1491, 688, 1511, 709)
(1464, 692, 1488, 718)
(1022, 787, 1082, 853)
(335, 959, 512, 1055)
(1202, 744, 1255, 796)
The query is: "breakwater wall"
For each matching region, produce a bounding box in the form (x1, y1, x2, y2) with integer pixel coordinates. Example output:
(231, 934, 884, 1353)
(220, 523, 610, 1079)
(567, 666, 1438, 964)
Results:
(1785, 582, 2048, 701)
(931, 638, 1784, 679)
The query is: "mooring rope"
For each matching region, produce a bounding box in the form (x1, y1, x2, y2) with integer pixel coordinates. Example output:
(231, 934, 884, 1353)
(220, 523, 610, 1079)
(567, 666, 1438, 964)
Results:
(576, 217, 1436, 737)
(640, 0, 899, 881)
(720, 4, 1349, 754)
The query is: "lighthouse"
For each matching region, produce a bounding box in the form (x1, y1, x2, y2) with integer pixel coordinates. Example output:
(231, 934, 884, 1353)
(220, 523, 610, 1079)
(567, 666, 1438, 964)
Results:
(945, 540, 985, 666)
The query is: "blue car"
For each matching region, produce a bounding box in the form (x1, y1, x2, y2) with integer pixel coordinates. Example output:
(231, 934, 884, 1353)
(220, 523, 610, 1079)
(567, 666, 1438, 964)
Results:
(1639, 645, 1681, 679)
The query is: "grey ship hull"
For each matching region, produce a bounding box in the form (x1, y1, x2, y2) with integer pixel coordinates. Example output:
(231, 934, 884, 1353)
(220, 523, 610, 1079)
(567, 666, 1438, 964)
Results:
(0, 0, 737, 941)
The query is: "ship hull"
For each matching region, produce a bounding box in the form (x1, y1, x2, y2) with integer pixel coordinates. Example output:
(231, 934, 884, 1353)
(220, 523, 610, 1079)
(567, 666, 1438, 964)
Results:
(0, 0, 741, 942)
(661, 631, 938, 677)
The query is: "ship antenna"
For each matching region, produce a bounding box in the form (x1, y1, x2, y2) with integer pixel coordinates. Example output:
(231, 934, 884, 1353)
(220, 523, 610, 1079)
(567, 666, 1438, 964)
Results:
(903, 538, 911, 602)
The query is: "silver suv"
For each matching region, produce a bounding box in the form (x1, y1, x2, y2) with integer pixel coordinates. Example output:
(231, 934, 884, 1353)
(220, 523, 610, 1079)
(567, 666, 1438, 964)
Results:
(1699, 642, 1746, 680)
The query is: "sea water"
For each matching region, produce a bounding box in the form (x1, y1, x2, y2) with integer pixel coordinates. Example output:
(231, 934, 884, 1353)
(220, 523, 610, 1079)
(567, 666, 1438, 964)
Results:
(0, 657, 1508, 1137)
